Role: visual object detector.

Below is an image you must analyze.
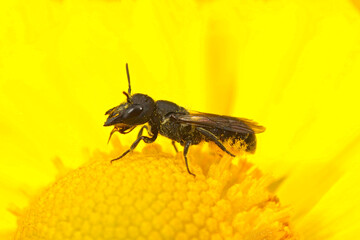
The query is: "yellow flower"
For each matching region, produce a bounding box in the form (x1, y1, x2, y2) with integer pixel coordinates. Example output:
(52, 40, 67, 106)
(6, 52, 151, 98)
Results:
(1, 0, 360, 239)
(15, 143, 296, 240)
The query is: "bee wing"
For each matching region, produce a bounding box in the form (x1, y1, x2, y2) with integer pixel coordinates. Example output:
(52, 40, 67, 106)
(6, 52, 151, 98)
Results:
(171, 112, 265, 134)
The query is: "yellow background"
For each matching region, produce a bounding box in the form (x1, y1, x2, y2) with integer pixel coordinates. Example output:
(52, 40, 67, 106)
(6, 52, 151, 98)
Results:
(1, 0, 360, 238)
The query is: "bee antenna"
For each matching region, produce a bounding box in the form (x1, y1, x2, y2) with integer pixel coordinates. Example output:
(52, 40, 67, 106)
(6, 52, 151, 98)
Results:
(123, 91, 131, 103)
(126, 63, 131, 96)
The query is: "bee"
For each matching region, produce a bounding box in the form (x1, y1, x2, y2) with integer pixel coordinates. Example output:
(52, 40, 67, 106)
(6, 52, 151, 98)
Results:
(104, 64, 265, 176)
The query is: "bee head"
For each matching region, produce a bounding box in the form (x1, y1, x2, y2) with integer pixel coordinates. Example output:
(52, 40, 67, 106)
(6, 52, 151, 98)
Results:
(104, 93, 155, 128)
(103, 64, 155, 130)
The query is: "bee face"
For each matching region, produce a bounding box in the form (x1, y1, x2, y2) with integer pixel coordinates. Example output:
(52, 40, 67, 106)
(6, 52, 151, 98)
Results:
(104, 93, 155, 127)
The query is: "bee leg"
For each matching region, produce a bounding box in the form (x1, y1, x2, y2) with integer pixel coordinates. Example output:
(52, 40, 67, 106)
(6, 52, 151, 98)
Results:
(183, 141, 196, 177)
(110, 149, 131, 163)
(172, 140, 179, 153)
(196, 127, 235, 157)
(111, 126, 158, 163)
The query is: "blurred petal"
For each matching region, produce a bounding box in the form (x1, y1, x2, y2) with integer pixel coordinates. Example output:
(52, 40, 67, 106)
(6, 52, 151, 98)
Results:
(1, 0, 360, 238)
(296, 155, 360, 239)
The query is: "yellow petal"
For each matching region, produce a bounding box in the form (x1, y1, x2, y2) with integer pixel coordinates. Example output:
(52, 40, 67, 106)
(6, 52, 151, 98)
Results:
(296, 153, 360, 239)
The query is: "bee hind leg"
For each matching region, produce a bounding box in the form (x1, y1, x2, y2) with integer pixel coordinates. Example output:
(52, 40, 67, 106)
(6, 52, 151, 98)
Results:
(111, 125, 158, 163)
(196, 127, 235, 157)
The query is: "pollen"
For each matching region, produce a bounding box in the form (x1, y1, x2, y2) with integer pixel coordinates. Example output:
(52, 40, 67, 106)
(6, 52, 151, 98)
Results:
(14, 143, 297, 240)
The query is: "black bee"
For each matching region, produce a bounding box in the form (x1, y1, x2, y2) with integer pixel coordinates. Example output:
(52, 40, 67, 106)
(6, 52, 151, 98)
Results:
(104, 64, 265, 176)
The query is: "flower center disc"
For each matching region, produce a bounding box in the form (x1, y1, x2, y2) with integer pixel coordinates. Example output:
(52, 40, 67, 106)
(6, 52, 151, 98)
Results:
(15, 145, 297, 240)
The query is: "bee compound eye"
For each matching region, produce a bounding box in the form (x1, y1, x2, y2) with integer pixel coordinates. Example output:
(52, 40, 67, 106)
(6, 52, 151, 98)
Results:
(123, 105, 143, 120)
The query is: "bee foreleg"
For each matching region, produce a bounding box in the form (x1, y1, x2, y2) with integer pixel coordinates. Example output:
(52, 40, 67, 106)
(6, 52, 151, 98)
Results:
(137, 125, 149, 138)
(183, 141, 196, 177)
(111, 125, 158, 163)
(107, 127, 118, 144)
(196, 127, 235, 157)
(110, 149, 131, 163)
